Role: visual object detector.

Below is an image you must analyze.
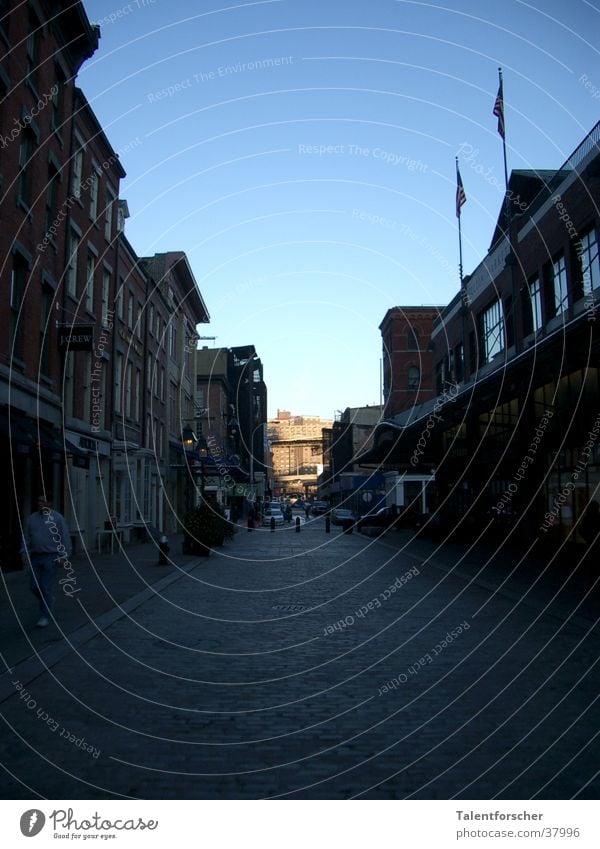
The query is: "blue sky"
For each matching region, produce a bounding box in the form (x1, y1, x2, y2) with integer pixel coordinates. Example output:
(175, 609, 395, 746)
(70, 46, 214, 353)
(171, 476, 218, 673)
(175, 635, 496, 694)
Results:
(80, 0, 600, 418)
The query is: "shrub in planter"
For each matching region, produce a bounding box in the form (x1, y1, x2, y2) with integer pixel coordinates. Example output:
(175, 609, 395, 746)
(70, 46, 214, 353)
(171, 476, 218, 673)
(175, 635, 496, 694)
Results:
(183, 503, 229, 553)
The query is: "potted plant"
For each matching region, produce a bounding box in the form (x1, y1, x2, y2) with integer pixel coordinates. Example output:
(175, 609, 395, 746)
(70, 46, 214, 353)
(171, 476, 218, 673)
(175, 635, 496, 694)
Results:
(182, 503, 230, 555)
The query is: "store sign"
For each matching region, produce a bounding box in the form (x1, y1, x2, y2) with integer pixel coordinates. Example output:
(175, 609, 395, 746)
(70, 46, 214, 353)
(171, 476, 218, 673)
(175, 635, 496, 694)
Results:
(58, 325, 94, 352)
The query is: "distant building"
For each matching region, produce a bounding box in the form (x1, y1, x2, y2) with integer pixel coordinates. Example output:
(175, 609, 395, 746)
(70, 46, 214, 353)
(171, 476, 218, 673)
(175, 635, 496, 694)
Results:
(269, 411, 332, 498)
(380, 307, 442, 418)
(321, 406, 385, 513)
(195, 345, 268, 518)
(141, 252, 210, 530)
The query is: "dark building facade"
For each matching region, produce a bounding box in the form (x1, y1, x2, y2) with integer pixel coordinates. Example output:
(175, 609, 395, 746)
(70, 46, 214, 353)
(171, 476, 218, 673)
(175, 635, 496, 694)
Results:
(363, 122, 600, 544)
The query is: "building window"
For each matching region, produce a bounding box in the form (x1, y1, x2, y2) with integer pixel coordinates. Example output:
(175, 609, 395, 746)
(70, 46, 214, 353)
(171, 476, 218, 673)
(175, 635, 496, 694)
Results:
(66, 232, 79, 298)
(135, 368, 141, 422)
(45, 161, 60, 235)
(10, 252, 28, 360)
(116, 282, 124, 320)
(160, 366, 165, 401)
(480, 299, 504, 363)
(169, 323, 177, 360)
(115, 353, 123, 414)
(551, 253, 568, 316)
(454, 343, 464, 383)
(71, 142, 84, 199)
(26, 10, 40, 91)
(127, 294, 134, 330)
(101, 269, 111, 326)
(149, 304, 154, 336)
(528, 276, 543, 333)
(407, 366, 420, 390)
(125, 362, 132, 418)
(85, 254, 95, 313)
(89, 167, 99, 221)
(578, 227, 599, 296)
(136, 302, 143, 340)
(105, 190, 114, 241)
(18, 128, 35, 206)
(51, 72, 65, 135)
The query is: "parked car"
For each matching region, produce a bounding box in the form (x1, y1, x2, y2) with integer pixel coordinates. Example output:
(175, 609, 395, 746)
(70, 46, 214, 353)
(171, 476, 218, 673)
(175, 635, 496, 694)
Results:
(310, 501, 329, 516)
(330, 508, 357, 526)
(356, 505, 417, 533)
(263, 509, 285, 526)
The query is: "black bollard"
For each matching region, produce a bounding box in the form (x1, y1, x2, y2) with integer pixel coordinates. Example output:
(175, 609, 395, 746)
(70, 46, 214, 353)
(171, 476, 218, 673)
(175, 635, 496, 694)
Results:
(248, 516, 254, 532)
(295, 516, 301, 532)
(270, 516, 275, 533)
(325, 516, 331, 534)
(158, 534, 170, 564)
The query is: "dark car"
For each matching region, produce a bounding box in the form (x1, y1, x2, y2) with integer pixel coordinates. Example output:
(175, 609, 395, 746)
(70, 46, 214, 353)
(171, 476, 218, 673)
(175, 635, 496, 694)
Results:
(310, 501, 329, 516)
(330, 508, 357, 526)
(357, 505, 417, 533)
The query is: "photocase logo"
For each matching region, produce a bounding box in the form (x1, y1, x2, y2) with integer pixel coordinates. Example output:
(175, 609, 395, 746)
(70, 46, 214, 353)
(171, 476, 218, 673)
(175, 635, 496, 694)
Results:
(20, 810, 46, 837)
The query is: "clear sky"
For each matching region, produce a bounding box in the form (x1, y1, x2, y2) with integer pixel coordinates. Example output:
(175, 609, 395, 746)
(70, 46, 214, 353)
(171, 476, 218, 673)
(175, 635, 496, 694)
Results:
(80, 0, 600, 419)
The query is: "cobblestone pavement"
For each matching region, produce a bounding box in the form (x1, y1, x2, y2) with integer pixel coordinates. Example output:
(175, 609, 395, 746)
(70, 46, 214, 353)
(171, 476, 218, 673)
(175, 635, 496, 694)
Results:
(0, 518, 599, 800)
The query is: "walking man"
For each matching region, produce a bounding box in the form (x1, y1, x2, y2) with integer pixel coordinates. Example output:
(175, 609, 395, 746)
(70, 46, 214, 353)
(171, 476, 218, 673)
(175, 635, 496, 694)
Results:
(21, 494, 72, 627)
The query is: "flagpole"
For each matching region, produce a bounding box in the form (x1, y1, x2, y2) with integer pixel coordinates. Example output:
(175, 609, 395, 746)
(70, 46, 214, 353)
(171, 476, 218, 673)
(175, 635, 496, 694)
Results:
(498, 67, 509, 192)
(456, 157, 464, 288)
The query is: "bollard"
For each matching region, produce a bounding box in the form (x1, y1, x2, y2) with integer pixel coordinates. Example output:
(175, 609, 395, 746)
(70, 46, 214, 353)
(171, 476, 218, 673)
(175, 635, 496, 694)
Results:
(158, 534, 170, 565)
(343, 520, 353, 535)
(325, 516, 331, 534)
(270, 516, 275, 533)
(248, 515, 254, 532)
(295, 516, 301, 533)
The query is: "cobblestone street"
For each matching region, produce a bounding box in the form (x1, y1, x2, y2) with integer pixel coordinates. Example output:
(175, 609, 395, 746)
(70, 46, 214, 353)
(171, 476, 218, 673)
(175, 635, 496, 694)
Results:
(1, 520, 599, 800)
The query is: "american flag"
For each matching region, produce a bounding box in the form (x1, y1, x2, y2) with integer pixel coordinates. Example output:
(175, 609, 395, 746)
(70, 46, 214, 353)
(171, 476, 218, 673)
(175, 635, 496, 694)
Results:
(493, 79, 505, 139)
(456, 167, 466, 218)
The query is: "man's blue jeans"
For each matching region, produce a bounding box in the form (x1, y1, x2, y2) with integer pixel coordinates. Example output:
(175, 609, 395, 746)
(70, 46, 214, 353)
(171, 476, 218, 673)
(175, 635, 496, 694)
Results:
(30, 553, 58, 617)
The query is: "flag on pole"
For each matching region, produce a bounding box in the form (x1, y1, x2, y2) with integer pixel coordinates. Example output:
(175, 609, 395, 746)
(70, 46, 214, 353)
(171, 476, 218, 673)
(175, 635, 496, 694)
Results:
(493, 78, 505, 139)
(456, 166, 466, 218)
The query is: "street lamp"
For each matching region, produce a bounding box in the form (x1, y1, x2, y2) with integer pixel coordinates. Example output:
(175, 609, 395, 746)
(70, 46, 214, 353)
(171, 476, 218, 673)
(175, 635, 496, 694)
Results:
(249, 421, 268, 502)
(181, 425, 198, 514)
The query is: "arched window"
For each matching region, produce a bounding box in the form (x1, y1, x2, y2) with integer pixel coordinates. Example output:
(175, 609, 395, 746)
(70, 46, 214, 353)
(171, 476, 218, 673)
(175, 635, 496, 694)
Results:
(407, 366, 420, 390)
(407, 326, 420, 350)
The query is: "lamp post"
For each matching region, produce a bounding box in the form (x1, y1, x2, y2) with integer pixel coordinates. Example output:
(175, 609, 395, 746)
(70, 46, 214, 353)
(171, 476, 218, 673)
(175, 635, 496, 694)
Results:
(181, 425, 197, 516)
(249, 421, 267, 503)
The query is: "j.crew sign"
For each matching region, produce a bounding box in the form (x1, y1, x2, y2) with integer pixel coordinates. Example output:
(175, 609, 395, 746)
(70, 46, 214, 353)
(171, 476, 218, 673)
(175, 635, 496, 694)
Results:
(58, 325, 94, 352)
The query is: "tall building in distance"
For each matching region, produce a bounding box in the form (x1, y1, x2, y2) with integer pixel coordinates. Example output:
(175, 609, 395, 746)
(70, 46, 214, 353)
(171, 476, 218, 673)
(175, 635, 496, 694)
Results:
(269, 410, 332, 498)
(380, 306, 442, 418)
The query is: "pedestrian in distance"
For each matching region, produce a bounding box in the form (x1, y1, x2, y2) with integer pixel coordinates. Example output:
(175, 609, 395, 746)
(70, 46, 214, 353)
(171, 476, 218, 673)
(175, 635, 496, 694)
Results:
(20, 493, 72, 627)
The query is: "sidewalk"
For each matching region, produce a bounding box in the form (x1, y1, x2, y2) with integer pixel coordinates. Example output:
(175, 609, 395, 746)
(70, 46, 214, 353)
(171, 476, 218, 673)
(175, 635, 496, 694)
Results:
(358, 525, 600, 635)
(0, 532, 213, 676)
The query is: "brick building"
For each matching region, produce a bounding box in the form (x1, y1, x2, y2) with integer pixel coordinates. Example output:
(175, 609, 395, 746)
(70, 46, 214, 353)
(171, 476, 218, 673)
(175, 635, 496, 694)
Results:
(0, 3, 212, 563)
(0, 2, 99, 565)
(141, 252, 210, 531)
(61, 88, 126, 550)
(379, 306, 442, 418)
